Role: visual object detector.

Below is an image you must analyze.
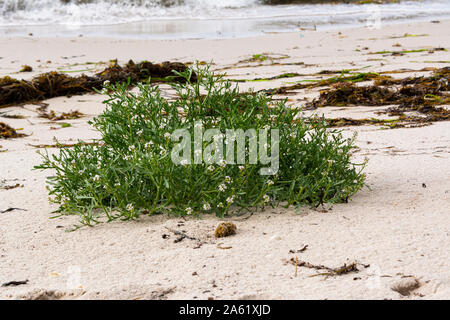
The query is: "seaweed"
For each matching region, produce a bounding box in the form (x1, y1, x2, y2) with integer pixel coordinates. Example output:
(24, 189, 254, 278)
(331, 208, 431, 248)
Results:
(27, 141, 100, 148)
(19, 65, 33, 72)
(38, 110, 84, 121)
(0, 60, 195, 108)
(1, 183, 24, 190)
(306, 82, 397, 108)
(369, 48, 446, 56)
(238, 53, 289, 64)
(308, 67, 450, 128)
(0, 122, 26, 139)
(390, 33, 429, 39)
(264, 72, 380, 95)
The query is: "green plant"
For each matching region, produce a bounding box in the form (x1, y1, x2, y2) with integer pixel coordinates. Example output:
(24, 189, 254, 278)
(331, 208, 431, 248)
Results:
(35, 65, 366, 225)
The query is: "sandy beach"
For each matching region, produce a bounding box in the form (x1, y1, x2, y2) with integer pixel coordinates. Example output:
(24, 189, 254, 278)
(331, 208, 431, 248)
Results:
(0, 19, 449, 300)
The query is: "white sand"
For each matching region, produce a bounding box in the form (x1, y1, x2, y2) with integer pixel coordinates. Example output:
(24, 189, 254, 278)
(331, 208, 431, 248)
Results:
(0, 20, 449, 300)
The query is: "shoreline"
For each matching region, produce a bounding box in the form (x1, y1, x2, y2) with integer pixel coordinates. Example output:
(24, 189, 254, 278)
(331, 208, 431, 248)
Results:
(1, 14, 450, 40)
(0, 19, 449, 300)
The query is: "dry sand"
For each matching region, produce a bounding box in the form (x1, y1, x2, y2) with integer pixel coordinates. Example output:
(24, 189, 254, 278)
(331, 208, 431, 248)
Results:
(0, 20, 449, 300)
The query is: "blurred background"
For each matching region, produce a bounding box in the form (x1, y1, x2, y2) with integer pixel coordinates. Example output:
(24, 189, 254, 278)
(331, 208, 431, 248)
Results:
(1, 0, 450, 38)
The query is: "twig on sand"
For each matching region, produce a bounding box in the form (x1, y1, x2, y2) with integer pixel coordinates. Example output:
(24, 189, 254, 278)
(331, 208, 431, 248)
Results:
(2, 280, 29, 287)
(286, 258, 368, 278)
(217, 243, 232, 250)
(0, 207, 27, 213)
(295, 257, 298, 277)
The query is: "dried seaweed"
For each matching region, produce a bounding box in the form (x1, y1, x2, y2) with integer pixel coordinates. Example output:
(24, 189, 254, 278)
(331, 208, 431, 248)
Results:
(38, 110, 84, 121)
(0, 60, 195, 108)
(306, 82, 397, 108)
(0, 122, 26, 139)
(1, 183, 24, 190)
(307, 67, 450, 127)
(27, 141, 99, 148)
(19, 65, 33, 72)
(263, 72, 380, 95)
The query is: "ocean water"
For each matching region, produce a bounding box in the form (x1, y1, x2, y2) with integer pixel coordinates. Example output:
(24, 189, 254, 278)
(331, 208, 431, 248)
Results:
(0, 0, 449, 38)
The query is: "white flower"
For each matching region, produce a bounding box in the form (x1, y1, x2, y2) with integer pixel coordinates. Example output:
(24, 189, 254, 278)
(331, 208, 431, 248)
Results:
(218, 159, 227, 168)
(203, 203, 211, 211)
(238, 166, 244, 171)
(128, 145, 136, 152)
(93, 175, 100, 182)
(225, 176, 232, 184)
(124, 155, 131, 161)
(160, 122, 166, 129)
(160, 149, 167, 156)
(256, 114, 262, 120)
(290, 132, 297, 139)
(103, 80, 110, 86)
(263, 194, 270, 203)
(267, 180, 274, 186)
(207, 165, 215, 172)
(144, 141, 153, 149)
(137, 129, 143, 136)
(226, 196, 235, 204)
(126, 203, 134, 211)
(164, 132, 171, 139)
(114, 182, 120, 187)
(217, 202, 224, 208)
(218, 184, 227, 192)
(185, 207, 193, 215)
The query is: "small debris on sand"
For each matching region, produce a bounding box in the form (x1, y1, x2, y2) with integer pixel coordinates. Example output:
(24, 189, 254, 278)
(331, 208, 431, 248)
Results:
(391, 277, 421, 296)
(214, 222, 237, 238)
(2, 280, 29, 287)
